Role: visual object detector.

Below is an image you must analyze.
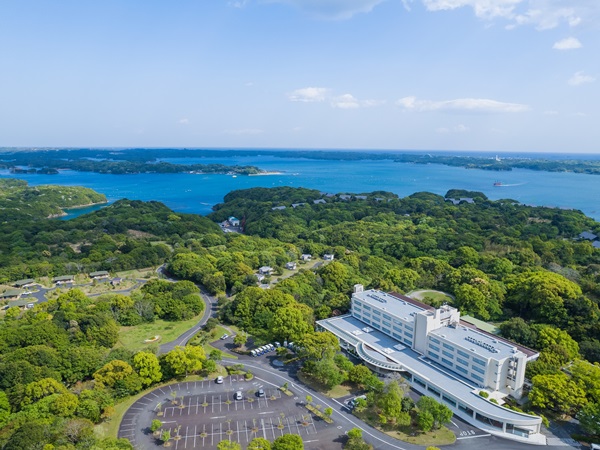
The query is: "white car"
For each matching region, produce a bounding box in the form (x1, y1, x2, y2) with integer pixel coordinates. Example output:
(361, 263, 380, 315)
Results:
(234, 391, 243, 401)
(215, 376, 224, 384)
(220, 334, 229, 340)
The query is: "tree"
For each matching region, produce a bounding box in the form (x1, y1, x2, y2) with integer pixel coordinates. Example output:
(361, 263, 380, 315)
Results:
(50, 393, 79, 417)
(417, 410, 434, 432)
(164, 346, 205, 377)
(348, 365, 372, 387)
(417, 396, 453, 429)
(133, 351, 162, 387)
(162, 429, 171, 444)
(248, 437, 272, 450)
(21, 378, 67, 406)
(298, 332, 339, 360)
(216, 440, 241, 450)
(345, 427, 370, 450)
(577, 402, 600, 436)
(530, 373, 587, 415)
(233, 333, 247, 348)
(272, 434, 304, 450)
(93, 360, 134, 388)
(270, 304, 313, 343)
(151, 419, 162, 432)
(310, 357, 346, 389)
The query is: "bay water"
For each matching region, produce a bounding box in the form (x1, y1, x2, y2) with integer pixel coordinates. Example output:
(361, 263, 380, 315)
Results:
(1, 154, 599, 221)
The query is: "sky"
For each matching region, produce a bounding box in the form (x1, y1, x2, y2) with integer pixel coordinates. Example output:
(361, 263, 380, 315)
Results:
(0, 0, 598, 153)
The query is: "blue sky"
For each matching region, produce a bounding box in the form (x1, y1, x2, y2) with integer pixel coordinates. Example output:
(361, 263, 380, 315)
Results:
(0, 0, 598, 152)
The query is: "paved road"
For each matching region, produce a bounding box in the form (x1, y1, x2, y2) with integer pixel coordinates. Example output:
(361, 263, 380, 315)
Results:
(157, 265, 217, 355)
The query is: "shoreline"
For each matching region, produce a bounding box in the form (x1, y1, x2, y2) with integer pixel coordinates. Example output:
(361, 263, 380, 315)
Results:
(48, 200, 109, 219)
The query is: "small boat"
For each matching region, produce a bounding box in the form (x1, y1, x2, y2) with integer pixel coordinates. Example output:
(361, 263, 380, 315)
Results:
(493, 181, 503, 187)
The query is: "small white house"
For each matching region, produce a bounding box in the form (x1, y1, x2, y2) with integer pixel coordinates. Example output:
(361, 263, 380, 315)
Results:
(285, 262, 297, 270)
(228, 216, 241, 227)
(323, 254, 335, 261)
(259, 266, 273, 275)
(301, 254, 312, 261)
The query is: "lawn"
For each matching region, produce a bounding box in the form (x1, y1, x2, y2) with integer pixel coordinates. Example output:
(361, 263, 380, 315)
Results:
(115, 267, 158, 279)
(116, 316, 203, 352)
(297, 372, 356, 398)
(355, 407, 456, 446)
(409, 289, 454, 306)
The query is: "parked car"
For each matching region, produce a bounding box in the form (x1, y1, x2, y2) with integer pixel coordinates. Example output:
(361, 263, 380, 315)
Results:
(216, 376, 224, 384)
(234, 391, 243, 401)
(220, 334, 229, 340)
(257, 388, 265, 397)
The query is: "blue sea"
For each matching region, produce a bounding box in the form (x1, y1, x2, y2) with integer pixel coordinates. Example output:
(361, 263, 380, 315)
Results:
(1, 152, 600, 221)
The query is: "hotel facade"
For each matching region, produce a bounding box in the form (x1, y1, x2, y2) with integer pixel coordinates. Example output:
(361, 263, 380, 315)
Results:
(316, 286, 545, 445)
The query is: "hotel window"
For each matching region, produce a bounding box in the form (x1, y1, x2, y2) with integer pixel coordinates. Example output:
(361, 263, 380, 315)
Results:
(473, 358, 486, 367)
(472, 366, 486, 375)
(383, 313, 391, 321)
(457, 349, 470, 359)
(363, 312, 371, 318)
(403, 338, 412, 345)
(393, 319, 401, 325)
(441, 358, 453, 366)
(414, 377, 426, 388)
(392, 332, 402, 340)
(456, 358, 468, 366)
(405, 332, 413, 339)
(429, 344, 440, 353)
(442, 343, 454, 350)
(373, 310, 381, 316)
(363, 305, 371, 311)
(353, 301, 362, 309)
(429, 352, 439, 359)
(442, 395, 457, 407)
(427, 386, 441, 397)
(442, 350, 454, 359)
(405, 325, 413, 331)
(430, 337, 440, 345)
(471, 374, 484, 383)
(363, 318, 371, 324)
(455, 365, 468, 375)
(382, 327, 391, 334)
(458, 403, 474, 416)
(382, 320, 391, 328)
(354, 314, 362, 320)
(393, 325, 402, 332)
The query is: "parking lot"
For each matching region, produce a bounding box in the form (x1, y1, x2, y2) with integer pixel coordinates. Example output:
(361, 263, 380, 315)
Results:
(119, 377, 336, 450)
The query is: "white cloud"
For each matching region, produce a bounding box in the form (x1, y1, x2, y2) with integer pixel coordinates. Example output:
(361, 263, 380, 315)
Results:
(178, 118, 190, 125)
(553, 37, 582, 50)
(421, 0, 521, 20)
(224, 128, 264, 135)
(568, 71, 596, 86)
(268, 0, 386, 19)
(287, 87, 329, 102)
(421, 0, 599, 30)
(396, 96, 530, 113)
(228, 0, 248, 8)
(543, 110, 559, 115)
(331, 94, 360, 109)
(436, 124, 470, 133)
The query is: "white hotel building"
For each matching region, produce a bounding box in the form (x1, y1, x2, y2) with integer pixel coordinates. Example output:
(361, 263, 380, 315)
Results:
(316, 286, 545, 445)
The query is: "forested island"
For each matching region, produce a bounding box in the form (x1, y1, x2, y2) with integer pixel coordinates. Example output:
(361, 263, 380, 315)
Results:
(2, 182, 600, 448)
(0, 179, 107, 221)
(0, 149, 263, 175)
(3, 147, 600, 175)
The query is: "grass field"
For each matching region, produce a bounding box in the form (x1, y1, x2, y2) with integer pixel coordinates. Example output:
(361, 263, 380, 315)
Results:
(297, 372, 356, 398)
(116, 316, 202, 352)
(409, 290, 454, 306)
(115, 267, 158, 279)
(355, 407, 456, 446)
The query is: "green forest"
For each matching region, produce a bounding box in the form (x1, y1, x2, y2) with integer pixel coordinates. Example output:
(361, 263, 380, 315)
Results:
(2, 181, 600, 448)
(0, 179, 107, 222)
